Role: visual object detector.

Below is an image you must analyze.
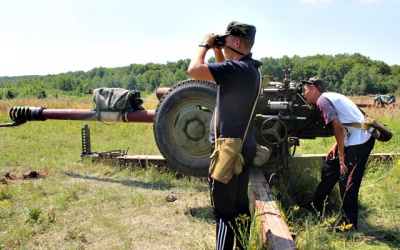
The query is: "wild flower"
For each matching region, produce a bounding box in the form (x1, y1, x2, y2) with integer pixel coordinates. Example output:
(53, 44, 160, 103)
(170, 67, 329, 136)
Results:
(322, 217, 337, 228)
(336, 221, 354, 232)
(0, 199, 11, 209)
(280, 210, 287, 221)
(231, 213, 252, 249)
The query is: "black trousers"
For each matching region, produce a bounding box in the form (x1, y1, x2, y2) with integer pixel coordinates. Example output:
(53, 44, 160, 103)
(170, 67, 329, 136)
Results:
(313, 136, 375, 229)
(209, 145, 256, 250)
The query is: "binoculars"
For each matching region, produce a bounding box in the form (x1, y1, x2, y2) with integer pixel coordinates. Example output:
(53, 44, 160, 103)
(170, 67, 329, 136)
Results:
(214, 36, 226, 47)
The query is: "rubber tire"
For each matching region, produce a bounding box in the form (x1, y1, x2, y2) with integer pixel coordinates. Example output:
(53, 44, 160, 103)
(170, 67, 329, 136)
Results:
(153, 79, 217, 177)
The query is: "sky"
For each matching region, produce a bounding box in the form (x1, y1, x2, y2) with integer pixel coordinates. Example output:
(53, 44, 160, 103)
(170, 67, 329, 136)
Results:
(0, 0, 399, 77)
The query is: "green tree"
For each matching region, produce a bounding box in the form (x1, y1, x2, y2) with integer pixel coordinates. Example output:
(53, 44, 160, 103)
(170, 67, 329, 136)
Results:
(6, 89, 16, 99)
(37, 90, 46, 99)
(159, 70, 175, 88)
(342, 64, 372, 95)
(174, 67, 189, 83)
(0, 55, 397, 97)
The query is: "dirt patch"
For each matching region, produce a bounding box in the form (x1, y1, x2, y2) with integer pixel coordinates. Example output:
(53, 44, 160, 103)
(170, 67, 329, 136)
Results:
(1, 169, 51, 184)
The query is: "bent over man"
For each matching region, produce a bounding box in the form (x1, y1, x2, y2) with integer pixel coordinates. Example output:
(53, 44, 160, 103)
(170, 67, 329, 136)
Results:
(302, 77, 375, 231)
(187, 21, 261, 249)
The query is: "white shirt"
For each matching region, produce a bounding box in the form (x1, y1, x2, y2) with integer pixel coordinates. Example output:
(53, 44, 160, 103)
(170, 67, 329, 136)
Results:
(319, 92, 371, 147)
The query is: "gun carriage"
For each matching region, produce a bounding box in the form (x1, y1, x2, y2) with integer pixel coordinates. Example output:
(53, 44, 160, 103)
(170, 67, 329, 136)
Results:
(1, 69, 334, 176)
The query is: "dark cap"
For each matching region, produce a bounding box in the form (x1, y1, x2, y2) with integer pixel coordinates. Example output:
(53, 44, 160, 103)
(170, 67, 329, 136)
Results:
(221, 21, 256, 40)
(302, 76, 325, 92)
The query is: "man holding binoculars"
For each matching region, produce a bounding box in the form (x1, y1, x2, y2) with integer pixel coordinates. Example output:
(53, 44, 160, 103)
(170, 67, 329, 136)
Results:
(188, 21, 262, 250)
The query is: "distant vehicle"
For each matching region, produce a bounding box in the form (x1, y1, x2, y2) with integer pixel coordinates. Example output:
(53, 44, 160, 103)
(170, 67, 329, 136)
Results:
(374, 94, 396, 107)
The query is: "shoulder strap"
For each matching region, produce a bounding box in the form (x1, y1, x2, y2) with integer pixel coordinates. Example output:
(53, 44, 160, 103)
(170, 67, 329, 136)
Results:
(342, 106, 373, 131)
(342, 122, 372, 130)
(241, 71, 262, 150)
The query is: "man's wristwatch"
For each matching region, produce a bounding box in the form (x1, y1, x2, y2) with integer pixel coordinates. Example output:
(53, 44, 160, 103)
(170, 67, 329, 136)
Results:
(199, 42, 209, 50)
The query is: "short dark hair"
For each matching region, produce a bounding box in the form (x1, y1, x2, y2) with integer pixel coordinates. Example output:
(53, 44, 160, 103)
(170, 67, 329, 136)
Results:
(238, 37, 254, 50)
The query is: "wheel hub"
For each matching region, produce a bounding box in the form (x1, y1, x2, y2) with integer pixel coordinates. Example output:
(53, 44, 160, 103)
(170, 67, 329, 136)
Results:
(174, 105, 211, 156)
(185, 118, 205, 141)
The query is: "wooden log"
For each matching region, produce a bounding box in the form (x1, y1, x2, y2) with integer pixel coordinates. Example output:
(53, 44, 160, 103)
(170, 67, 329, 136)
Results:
(249, 168, 297, 250)
(289, 153, 398, 170)
(117, 155, 168, 168)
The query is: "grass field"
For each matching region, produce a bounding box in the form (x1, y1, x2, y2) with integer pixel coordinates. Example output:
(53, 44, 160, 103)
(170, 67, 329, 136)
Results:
(0, 94, 399, 249)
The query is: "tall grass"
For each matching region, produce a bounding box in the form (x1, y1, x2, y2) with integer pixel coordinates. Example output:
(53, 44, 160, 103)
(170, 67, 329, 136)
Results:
(275, 159, 400, 250)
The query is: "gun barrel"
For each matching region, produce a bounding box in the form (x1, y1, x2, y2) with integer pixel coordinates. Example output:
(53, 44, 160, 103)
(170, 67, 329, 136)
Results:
(42, 109, 154, 123)
(1, 107, 155, 127)
(42, 109, 97, 121)
(156, 88, 169, 100)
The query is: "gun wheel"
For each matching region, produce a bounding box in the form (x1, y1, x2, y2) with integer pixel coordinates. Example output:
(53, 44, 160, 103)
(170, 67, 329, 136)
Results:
(153, 79, 217, 177)
(260, 118, 288, 145)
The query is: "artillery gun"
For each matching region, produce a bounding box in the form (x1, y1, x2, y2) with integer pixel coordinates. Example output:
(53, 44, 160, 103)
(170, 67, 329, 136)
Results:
(0, 69, 334, 176)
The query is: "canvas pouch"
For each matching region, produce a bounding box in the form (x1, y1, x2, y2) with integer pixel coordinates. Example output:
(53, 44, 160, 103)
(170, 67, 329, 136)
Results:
(209, 138, 244, 184)
(363, 115, 392, 142)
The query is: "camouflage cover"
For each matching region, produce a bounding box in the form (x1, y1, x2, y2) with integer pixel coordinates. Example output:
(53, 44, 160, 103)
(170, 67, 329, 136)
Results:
(93, 88, 143, 111)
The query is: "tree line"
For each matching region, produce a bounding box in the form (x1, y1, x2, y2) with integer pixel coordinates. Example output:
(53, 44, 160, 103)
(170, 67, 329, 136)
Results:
(0, 53, 399, 99)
